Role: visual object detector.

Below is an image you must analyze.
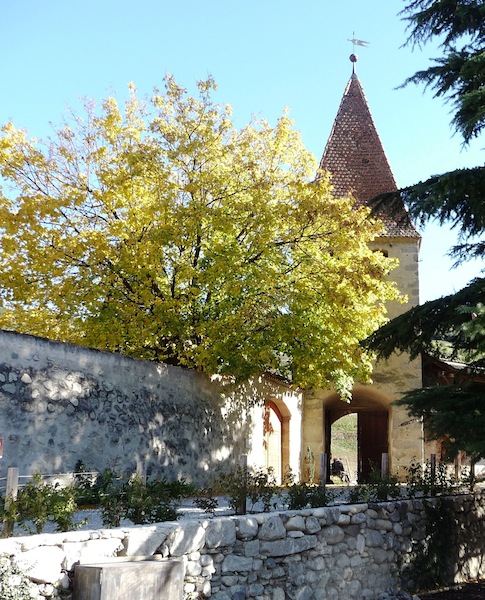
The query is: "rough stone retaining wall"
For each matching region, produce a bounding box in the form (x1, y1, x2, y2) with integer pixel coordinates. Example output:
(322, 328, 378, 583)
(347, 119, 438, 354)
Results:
(1, 493, 484, 600)
(0, 329, 301, 483)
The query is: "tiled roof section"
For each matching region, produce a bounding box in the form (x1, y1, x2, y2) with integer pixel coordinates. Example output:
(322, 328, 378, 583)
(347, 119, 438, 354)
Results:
(319, 74, 419, 238)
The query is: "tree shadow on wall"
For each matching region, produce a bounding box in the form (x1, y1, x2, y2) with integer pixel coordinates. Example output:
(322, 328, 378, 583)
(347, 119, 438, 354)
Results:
(0, 331, 298, 487)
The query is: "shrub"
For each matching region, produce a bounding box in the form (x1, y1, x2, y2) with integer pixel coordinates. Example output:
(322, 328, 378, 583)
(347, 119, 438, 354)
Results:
(157, 477, 198, 499)
(95, 470, 182, 527)
(286, 482, 336, 509)
(404, 460, 458, 497)
(90, 468, 125, 528)
(367, 468, 401, 501)
(286, 481, 311, 510)
(247, 468, 280, 512)
(194, 489, 219, 515)
(1, 474, 82, 536)
(73, 460, 99, 506)
(347, 484, 373, 504)
(215, 466, 280, 514)
(124, 475, 178, 525)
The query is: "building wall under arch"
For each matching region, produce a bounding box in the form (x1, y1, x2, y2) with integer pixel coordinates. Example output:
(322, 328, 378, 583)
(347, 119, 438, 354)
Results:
(246, 389, 302, 483)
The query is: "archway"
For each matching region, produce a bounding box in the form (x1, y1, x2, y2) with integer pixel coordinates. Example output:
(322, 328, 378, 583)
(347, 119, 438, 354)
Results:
(263, 399, 291, 484)
(324, 386, 390, 483)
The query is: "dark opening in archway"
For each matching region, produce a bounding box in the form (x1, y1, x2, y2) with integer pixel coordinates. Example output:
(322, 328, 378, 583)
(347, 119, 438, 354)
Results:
(324, 388, 390, 483)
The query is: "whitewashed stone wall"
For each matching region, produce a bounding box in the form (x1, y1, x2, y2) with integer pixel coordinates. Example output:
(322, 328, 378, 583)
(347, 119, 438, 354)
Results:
(0, 329, 302, 484)
(1, 493, 484, 600)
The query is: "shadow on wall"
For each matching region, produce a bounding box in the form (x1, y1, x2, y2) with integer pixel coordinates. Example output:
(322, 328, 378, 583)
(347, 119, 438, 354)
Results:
(0, 329, 290, 485)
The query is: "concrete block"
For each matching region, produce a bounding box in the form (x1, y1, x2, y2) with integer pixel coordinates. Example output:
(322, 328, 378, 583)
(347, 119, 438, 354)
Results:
(74, 557, 184, 600)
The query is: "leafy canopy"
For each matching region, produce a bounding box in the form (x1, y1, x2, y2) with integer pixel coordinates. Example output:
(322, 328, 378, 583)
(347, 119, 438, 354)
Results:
(0, 76, 401, 395)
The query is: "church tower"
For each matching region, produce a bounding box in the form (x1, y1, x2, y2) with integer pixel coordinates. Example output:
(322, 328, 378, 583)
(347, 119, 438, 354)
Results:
(301, 57, 423, 482)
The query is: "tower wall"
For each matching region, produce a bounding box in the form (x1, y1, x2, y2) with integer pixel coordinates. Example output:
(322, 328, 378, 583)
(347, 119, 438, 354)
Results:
(301, 235, 423, 480)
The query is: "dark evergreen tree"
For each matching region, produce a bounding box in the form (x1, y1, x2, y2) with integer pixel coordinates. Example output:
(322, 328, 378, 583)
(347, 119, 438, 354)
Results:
(394, 383, 485, 461)
(400, 0, 485, 143)
(366, 0, 485, 462)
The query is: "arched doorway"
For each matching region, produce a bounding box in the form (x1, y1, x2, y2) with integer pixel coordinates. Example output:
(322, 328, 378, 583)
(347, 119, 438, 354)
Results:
(324, 386, 390, 483)
(263, 399, 291, 484)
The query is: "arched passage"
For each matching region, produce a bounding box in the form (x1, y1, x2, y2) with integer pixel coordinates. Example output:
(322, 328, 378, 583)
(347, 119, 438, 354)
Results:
(263, 399, 291, 484)
(323, 386, 391, 483)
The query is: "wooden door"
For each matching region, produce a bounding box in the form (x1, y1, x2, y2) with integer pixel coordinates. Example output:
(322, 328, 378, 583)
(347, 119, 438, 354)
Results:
(358, 411, 388, 482)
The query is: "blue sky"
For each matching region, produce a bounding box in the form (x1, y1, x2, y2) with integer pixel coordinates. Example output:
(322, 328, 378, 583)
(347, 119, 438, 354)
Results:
(1, 0, 483, 303)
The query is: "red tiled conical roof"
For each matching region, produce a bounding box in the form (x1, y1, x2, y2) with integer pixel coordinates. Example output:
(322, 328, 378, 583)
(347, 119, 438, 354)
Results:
(319, 71, 419, 238)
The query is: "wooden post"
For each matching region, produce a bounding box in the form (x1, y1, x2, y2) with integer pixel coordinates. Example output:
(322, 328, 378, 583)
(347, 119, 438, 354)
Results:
(136, 460, 147, 484)
(430, 453, 437, 494)
(454, 453, 461, 481)
(319, 452, 327, 489)
(381, 453, 389, 478)
(236, 454, 247, 515)
(470, 457, 476, 488)
(3, 467, 19, 537)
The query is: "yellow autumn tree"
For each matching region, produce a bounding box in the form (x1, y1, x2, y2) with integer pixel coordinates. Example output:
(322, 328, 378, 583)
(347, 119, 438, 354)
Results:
(0, 76, 401, 394)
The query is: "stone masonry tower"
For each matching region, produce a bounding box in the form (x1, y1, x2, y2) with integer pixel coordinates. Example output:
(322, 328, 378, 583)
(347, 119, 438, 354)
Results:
(301, 57, 423, 482)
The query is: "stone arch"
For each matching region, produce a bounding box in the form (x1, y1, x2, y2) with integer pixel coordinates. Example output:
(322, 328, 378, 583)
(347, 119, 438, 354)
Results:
(263, 398, 291, 484)
(322, 385, 391, 483)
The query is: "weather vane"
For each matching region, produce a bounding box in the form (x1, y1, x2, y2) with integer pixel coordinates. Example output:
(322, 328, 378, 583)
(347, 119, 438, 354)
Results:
(347, 33, 369, 72)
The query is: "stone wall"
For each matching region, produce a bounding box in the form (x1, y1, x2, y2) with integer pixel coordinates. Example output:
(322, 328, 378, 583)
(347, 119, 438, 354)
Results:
(1, 493, 484, 600)
(0, 329, 302, 484)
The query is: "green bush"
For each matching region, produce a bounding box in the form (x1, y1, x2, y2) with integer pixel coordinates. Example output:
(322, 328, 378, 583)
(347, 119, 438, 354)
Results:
(404, 460, 458, 497)
(347, 484, 373, 504)
(367, 468, 402, 501)
(94, 470, 182, 527)
(247, 468, 280, 512)
(1, 459, 472, 538)
(215, 466, 280, 514)
(1, 474, 82, 536)
(73, 460, 100, 506)
(286, 482, 336, 509)
(194, 488, 219, 515)
(157, 477, 198, 499)
(286, 481, 311, 510)
(96, 468, 126, 528)
(124, 475, 178, 525)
